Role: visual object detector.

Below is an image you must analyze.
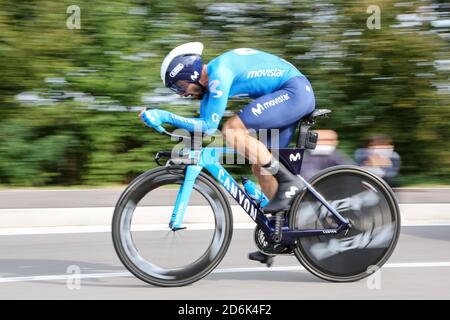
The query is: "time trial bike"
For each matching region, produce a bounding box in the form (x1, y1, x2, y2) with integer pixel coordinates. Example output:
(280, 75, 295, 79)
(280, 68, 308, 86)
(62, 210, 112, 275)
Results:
(112, 109, 401, 287)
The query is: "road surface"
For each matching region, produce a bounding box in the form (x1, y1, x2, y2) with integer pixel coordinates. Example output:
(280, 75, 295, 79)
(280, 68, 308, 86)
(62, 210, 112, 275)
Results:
(0, 225, 449, 299)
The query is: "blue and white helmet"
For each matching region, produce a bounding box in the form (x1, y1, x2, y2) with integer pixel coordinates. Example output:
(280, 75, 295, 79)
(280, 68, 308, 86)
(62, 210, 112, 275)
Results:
(160, 42, 204, 94)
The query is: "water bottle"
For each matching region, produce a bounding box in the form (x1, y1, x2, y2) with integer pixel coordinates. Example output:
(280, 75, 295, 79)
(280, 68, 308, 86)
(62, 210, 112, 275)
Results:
(241, 177, 269, 208)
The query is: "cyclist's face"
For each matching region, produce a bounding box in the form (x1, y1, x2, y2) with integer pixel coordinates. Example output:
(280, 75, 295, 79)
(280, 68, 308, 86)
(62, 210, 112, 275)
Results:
(181, 82, 206, 100)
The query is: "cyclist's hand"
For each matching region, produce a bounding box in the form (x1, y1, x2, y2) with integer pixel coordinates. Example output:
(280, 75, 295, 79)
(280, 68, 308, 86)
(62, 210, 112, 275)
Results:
(140, 108, 165, 132)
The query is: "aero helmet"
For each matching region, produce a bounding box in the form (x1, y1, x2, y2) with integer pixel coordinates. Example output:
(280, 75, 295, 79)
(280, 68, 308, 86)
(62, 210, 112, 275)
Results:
(160, 42, 204, 94)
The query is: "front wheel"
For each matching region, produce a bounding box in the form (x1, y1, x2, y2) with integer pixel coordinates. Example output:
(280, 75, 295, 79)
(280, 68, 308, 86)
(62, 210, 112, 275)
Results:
(289, 165, 401, 282)
(112, 165, 233, 287)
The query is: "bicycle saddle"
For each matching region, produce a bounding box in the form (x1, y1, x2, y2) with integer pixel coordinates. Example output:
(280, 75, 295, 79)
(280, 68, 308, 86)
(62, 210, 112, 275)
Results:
(304, 109, 331, 122)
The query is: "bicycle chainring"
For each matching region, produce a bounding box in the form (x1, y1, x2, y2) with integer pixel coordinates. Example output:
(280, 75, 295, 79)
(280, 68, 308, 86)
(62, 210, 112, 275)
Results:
(253, 226, 292, 255)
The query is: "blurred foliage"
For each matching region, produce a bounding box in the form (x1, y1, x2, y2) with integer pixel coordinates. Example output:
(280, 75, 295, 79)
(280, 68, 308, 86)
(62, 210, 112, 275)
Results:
(0, 0, 449, 186)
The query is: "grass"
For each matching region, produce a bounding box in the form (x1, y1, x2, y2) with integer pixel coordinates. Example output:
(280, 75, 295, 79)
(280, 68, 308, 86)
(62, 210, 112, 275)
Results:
(396, 175, 450, 188)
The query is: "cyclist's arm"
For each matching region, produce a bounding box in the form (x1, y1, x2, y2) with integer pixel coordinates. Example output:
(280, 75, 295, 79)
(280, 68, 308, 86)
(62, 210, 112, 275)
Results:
(143, 67, 232, 134)
(199, 67, 233, 134)
(168, 67, 232, 134)
(147, 110, 210, 133)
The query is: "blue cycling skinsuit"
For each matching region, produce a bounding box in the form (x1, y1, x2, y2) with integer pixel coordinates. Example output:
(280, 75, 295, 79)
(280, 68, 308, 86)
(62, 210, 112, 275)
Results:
(144, 48, 315, 147)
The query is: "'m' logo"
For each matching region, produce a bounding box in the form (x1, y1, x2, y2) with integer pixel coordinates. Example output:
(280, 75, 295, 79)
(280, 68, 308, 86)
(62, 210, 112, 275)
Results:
(191, 71, 199, 81)
(285, 186, 299, 199)
(251, 103, 264, 116)
(209, 80, 223, 98)
(289, 153, 301, 161)
(170, 63, 184, 78)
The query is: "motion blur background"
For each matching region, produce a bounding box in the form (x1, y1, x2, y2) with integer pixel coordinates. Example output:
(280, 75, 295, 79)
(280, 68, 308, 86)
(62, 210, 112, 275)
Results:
(0, 0, 449, 187)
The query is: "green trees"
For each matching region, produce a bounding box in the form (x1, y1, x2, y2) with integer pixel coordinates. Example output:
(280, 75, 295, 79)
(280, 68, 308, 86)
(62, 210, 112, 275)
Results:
(0, 0, 448, 186)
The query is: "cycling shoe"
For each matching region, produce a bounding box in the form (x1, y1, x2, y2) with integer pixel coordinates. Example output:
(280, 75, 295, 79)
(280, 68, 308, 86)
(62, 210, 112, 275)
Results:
(261, 158, 305, 214)
(248, 251, 274, 267)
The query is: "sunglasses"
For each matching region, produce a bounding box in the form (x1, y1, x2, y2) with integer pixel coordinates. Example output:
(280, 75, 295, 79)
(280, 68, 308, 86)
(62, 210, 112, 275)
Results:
(168, 80, 191, 95)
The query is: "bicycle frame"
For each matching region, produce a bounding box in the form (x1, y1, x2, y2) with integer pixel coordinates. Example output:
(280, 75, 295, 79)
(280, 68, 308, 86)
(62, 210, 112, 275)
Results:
(169, 146, 350, 246)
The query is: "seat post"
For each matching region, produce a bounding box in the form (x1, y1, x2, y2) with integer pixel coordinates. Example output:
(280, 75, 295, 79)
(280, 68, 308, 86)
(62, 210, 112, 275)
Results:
(296, 119, 315, 148)
(294, 109, 331, 148)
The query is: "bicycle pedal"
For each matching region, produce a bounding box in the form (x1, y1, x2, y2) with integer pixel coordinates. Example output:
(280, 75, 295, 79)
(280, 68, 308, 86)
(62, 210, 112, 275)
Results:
(171, 227, 187, 231)
(248, 251, 274, 267)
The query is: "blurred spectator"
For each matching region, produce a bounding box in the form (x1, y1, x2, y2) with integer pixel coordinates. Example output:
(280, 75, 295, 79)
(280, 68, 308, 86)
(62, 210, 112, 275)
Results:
(301, 129, 354, 180)
(354, 135, 401, 187)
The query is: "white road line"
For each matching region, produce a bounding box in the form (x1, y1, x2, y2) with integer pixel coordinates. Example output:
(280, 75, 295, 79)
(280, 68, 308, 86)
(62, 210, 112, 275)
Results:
(0, 203, 449, 234)
(1, 222, 449, 236)
(213, 262, 450, 273)
(1, 262, 450, 284)
(0, 272, 130, 283)
(382, 262, 450, 268)
(0, 223, 257, 236)
(402, 223, 450, 227)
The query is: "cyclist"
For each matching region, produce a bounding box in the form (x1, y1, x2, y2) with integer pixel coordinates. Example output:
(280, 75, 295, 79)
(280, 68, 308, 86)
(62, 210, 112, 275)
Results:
(140, 42, 316, 263)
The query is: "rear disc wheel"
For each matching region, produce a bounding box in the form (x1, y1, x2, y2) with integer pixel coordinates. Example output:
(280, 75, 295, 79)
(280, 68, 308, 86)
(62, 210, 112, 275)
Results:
(289, 165, 400, 282)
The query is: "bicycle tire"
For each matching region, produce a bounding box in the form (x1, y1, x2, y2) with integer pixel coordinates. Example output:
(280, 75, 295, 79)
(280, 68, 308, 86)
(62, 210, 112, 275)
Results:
(112, 165, 233, 287)
(288, 165, 401, 282)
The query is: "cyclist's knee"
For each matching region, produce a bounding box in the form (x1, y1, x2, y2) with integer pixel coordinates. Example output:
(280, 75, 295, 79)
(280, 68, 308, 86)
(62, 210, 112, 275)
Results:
(222, 115, 247, 139)
(252, 163, 262, 177)
(223, 115, 246, 131)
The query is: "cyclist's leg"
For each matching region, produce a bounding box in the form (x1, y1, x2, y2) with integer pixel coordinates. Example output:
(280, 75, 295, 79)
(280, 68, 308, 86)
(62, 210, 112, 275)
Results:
(237, 76, 315, 134)
(223, 76, 315, 166)
(221, 117, 293, 203)
(222, 115, 273, 167)
(251, 124, 298, 199)
(235, 76, 315, 211)
(251, 163, 277, 200)
(225, 76, 315, 264)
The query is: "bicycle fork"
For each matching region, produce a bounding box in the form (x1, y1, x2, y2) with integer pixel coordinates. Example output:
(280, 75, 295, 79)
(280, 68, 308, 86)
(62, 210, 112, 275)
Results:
(169, 164, 203, 230)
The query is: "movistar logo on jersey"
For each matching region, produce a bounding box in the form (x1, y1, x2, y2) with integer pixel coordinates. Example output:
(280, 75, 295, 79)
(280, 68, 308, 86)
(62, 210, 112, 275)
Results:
(251, 93, 290, 117)
(247, 68, 285, 79)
